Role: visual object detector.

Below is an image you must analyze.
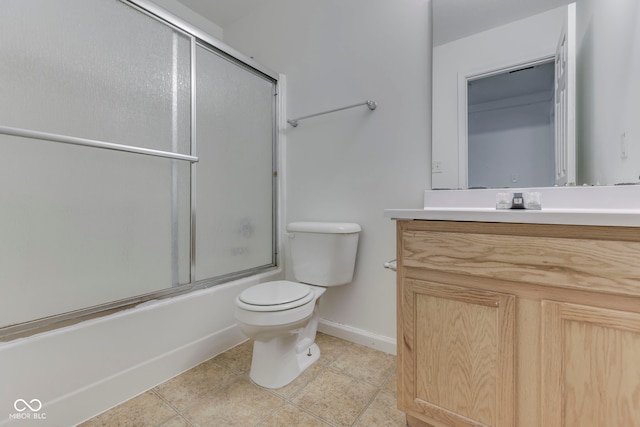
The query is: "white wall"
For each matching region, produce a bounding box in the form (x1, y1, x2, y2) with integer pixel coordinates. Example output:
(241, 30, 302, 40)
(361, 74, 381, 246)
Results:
(577, 0, 640, 186)
(432, 6, 566, 189)
(223, 0, 432, 349)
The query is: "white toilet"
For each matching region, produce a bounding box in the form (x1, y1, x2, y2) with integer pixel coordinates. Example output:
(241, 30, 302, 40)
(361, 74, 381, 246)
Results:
(234, 221, 361, 388)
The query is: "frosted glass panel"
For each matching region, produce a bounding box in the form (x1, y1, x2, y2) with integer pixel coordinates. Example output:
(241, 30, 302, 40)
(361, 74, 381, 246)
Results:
(0, 0, 192, 329)
(195, 45, 275, 280)
(0, 136, 191, 327)
(0, 0, 191, 154)
(0, 0, 278, 331)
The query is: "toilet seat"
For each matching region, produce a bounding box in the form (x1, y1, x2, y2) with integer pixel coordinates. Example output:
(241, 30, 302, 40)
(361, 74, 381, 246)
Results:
(237, 281, 314, 312)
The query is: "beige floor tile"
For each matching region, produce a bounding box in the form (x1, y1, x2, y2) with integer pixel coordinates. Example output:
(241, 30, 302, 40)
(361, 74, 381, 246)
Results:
(79, 391, 176, 427)
(292, 369, 378, 427)
(330, 343, 396, 386)
(183, 377, 284, 426)
(81, 333, 404, 427)
(354, 389, 406, 426)
(213, 339, 253, 374)
(384, 369, 398, 394)
(315, 332, 352, 365)
(257, 403, 331, 427)
(154, 359, 239, 411)
(263, 334, 375, 399)
(268, 359, 325, 399)
(158, 415, 193, 427)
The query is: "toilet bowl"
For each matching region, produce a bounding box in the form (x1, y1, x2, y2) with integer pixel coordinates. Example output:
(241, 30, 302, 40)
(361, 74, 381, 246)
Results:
(234, 222, 360, 389)
(235, 280, 326, 388)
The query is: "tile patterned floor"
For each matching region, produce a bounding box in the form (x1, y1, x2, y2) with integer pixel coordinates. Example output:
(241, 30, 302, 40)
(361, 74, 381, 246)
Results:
(80, 333, 406, 426)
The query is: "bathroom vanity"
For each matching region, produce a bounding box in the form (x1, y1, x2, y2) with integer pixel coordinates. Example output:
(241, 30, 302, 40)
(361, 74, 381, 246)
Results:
(391, 216, 640, 427)
(404, 0, 640, 421)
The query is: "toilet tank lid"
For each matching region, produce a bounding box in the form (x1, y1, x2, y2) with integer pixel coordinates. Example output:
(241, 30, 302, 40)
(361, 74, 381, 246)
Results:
(287, 221, 361, 234)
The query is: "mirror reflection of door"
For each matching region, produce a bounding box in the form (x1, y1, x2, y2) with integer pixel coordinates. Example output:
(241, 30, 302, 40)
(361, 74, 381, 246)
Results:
(465, 3, 576, 189)
(467, 60, 556, 188)
(554, 3, 576, 187)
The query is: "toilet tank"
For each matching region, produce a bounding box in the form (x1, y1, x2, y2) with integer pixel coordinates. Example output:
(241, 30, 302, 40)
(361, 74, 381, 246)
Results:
(287, 222, 361, 286)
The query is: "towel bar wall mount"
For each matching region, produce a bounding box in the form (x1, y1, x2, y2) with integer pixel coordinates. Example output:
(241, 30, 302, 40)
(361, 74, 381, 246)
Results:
(287, 100, 377, 128)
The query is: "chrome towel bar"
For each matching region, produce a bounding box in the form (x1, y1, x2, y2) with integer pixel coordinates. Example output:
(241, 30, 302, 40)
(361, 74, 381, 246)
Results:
(0, 125, 199, 163)
(287, 100, 377, 127)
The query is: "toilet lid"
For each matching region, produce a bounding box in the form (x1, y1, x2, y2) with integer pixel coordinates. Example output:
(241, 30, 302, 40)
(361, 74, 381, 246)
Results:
(238, 281, 313, 308)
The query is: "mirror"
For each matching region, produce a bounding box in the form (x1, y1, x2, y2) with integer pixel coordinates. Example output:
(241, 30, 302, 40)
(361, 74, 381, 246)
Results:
(431, 0, 640, 189)
(467, 59, 558, 189)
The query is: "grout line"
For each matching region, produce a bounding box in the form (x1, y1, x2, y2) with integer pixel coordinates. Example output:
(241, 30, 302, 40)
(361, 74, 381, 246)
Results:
(351, 388, 384, 427)
(150, 389, 197, 427)
(83, 333, 399, 427)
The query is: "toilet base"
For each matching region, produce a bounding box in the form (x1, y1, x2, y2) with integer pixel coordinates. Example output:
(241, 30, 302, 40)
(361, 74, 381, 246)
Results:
(249, 338, 320, 389)
(239, 285, 326, 389)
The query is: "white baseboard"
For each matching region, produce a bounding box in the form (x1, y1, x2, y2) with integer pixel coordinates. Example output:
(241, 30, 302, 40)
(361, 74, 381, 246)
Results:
(318, 318, 396, 355)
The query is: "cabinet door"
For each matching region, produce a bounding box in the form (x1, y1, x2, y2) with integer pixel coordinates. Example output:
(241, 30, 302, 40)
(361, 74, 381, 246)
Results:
(542, 301, 640, 426)
(400, 279, 515, 427)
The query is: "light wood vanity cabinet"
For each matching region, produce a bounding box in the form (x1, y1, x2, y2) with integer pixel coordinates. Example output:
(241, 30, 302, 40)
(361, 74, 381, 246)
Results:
(396, 220, 640, 427)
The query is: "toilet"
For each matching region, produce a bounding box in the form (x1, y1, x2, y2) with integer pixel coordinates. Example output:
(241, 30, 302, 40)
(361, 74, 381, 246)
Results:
(234, 221, 361, 388)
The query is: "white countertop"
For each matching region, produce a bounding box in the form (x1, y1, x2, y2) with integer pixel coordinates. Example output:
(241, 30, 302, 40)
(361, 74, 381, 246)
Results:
(384, 186, 640, 227)
(384, 208, 640, 227)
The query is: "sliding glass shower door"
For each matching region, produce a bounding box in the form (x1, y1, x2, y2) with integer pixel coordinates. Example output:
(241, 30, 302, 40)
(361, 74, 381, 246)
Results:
(194, 44, 276, 282)
(0, 0, 192, 328)
(0, 0, 278, 333)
